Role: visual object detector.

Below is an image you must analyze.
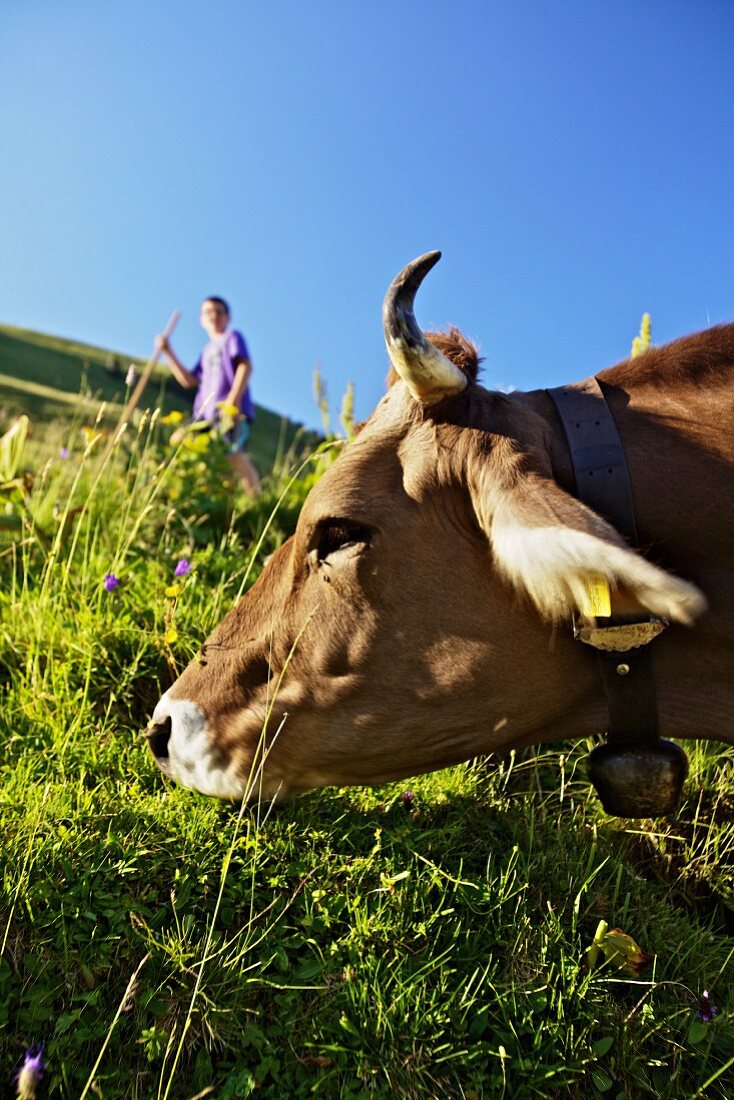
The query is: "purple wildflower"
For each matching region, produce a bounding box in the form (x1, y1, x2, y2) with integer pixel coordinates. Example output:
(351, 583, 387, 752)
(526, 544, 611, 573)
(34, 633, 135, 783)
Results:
(174, 559, 191, 577)
(399, 790, 415, 808)
(103, 573, 121, 592)
(15, 1045, 45, 1099)
(60, 446, 69, 459)
(697, 990, 719, 1022)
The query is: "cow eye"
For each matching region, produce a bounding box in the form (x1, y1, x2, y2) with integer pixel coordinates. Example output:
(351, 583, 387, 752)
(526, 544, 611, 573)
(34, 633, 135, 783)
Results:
(316, 520, 372, 562)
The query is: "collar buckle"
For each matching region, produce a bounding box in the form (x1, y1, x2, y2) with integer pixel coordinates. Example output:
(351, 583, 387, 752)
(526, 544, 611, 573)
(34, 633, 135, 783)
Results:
(573, 615, 668, 652)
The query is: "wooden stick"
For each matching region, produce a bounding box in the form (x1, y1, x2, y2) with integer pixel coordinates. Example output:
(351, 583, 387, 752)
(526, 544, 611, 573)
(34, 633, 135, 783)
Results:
(118, 310, 181, 426)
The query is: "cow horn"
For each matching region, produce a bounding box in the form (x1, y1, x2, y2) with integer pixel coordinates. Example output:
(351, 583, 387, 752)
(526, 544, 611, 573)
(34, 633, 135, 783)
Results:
(382, 251, 468, 405)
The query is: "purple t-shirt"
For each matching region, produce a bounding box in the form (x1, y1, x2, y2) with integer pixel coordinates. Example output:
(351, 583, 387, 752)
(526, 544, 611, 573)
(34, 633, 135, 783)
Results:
(191, 328, 255, 422)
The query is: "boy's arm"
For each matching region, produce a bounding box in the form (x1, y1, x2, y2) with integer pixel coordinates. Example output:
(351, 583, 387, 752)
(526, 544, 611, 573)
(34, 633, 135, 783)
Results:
(226, 356, 252, 411)
(155, 335, 199, 389)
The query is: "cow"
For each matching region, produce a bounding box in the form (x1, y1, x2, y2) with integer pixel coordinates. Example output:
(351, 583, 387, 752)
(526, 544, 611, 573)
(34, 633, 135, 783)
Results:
(147, 252, 733, 810)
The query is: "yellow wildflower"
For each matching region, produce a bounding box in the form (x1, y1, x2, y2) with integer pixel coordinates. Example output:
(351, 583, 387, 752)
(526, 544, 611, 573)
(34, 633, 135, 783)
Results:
(586, 920, 652, 975)
(182, 433, 210, 454)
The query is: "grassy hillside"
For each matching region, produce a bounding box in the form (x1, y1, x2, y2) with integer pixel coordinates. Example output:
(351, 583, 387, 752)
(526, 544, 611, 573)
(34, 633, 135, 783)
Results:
(0, 323, 314, 475)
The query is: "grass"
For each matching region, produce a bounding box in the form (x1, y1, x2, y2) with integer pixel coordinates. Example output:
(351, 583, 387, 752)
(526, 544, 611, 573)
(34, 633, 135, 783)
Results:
(0, 361, 733, 1098)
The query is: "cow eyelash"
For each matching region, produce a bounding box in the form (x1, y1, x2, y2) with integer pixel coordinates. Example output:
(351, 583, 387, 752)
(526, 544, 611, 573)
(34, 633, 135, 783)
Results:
(316, 520, 372, 561)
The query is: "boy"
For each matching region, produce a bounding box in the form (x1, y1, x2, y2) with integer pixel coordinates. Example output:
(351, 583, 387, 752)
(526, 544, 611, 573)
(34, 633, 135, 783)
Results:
(156, 297, 260, 494)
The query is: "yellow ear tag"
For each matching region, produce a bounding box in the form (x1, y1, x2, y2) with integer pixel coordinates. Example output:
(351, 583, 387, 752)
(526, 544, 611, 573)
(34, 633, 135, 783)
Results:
(579, 574, 612, 618)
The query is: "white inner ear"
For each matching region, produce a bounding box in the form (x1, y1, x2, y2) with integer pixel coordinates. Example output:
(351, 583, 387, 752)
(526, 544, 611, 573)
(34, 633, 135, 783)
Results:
(491, 518, 706, 626)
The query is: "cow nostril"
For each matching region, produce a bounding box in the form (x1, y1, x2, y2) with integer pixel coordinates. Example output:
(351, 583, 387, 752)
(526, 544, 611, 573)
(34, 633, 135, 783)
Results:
(147, 717, 172, 772)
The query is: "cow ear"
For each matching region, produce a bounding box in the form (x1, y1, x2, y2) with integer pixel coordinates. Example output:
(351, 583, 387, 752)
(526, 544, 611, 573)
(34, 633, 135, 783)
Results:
(476, 461, 705, 625)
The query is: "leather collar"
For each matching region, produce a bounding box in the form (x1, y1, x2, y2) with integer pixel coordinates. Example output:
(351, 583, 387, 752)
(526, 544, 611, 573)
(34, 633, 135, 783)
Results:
(546, 378, 662, 747)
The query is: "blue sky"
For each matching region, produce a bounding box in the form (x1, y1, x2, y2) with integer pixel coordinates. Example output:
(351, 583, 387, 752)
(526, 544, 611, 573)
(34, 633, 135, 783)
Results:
(1, 1, 733, 429)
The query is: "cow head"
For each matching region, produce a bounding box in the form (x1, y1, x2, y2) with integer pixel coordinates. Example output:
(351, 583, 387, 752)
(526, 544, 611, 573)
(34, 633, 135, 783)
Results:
(147, 252, 704, 800)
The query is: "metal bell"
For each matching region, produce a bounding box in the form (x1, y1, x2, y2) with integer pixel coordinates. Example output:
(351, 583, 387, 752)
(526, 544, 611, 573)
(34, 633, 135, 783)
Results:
(587, 739, 689, 817)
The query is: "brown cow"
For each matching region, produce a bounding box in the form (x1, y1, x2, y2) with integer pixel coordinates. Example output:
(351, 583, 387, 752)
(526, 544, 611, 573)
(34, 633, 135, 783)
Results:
(147, 252, 733, 805)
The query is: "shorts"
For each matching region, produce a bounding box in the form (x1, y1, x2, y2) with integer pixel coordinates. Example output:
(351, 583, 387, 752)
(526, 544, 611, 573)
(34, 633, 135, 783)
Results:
(221, 417, 251, 455)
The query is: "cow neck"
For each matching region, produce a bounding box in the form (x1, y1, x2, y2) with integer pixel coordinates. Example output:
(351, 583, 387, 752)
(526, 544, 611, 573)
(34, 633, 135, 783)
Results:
(546, 377, 662, 749)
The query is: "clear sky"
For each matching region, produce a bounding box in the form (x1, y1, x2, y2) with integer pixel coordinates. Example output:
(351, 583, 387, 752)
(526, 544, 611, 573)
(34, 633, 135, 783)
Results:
(1, 1, 733, 429)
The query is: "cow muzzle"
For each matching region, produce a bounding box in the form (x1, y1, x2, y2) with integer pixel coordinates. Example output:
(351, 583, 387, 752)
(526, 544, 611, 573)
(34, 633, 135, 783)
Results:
(146, 692, 247, 799)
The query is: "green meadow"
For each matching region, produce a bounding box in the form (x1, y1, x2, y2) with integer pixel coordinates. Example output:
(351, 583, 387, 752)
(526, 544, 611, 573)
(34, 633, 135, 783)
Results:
(0, 329, 732, 1099)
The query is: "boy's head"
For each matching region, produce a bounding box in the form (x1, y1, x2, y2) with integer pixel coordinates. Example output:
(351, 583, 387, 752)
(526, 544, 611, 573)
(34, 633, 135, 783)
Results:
(200, 296, 231, 337)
